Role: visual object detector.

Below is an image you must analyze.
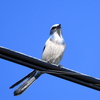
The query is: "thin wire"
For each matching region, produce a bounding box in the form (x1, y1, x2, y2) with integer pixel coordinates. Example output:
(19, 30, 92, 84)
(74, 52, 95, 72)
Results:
(40, 69, 81, 75)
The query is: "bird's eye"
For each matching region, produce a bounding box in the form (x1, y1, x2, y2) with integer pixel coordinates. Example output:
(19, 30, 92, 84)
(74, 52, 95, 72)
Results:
(51, 27, 56, 30)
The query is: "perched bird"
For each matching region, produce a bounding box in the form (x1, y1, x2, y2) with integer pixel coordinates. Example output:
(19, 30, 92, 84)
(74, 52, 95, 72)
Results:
(10, 24, 66, 96)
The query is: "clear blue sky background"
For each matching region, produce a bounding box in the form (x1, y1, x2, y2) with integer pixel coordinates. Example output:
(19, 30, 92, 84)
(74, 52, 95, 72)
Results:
(0, 0, 100, 99)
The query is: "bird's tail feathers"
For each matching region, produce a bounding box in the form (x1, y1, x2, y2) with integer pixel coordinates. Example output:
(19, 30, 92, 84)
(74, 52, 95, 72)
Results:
(13, 70, 42, 96)
(9, 71, 34, 89)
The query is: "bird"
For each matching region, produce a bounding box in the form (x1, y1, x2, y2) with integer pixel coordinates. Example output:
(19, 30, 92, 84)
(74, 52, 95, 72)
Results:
(10, 24, 66, 96)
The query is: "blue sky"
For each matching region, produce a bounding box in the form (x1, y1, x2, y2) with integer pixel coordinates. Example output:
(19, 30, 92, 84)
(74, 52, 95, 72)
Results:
(0, 0, 100, 99)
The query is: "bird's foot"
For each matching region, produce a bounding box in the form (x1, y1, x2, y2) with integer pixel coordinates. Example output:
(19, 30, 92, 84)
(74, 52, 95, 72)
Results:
(47, 61, 52, 64)
(58, 64, 63, 68)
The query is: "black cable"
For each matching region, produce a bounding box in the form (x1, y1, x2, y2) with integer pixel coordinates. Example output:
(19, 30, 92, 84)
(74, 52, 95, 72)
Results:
(0, 46, 100, 84)
(0, 46, 100, 91)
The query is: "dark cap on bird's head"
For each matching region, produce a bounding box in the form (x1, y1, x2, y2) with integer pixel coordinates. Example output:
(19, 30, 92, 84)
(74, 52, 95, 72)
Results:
(50, 24, 61, 30)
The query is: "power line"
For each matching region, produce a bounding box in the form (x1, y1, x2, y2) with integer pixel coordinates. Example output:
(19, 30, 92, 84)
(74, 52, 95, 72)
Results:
(0, 46, 100, 91)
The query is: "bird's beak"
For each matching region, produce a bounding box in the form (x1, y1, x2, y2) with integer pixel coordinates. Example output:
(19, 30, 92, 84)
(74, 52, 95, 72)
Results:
(57, 24, 61, 28)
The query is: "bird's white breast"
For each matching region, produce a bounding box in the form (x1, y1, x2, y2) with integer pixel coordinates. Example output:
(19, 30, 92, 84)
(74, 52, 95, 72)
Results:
(42, 39, 66, 64)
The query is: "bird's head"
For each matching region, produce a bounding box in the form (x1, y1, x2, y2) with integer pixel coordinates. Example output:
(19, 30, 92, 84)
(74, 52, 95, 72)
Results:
(50, 24, 62, 36)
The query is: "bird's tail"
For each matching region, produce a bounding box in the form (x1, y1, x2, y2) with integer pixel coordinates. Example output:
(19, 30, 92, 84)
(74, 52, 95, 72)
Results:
(10, 70, 42, 96)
